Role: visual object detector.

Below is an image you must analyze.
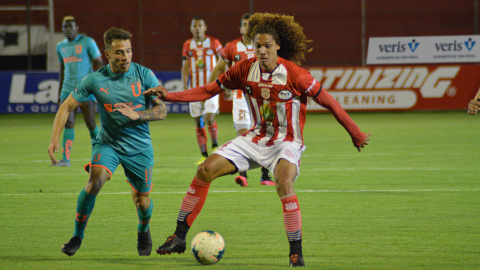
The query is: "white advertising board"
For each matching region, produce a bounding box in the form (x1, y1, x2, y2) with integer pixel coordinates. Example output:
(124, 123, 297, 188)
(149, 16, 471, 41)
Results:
(367, 35, 480, 64)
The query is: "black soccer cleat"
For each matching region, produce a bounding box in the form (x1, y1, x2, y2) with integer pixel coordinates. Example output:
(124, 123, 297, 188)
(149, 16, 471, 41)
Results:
(260, 168, 275, 186)
(61, 235, 82, 256)
(156, 234, 186, 255)
(137, 228, 152, 256)
(289, 254, 305, 267)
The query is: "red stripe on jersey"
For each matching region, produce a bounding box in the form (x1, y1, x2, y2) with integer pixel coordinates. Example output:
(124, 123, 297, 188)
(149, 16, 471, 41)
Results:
(284, 101, 295, 142)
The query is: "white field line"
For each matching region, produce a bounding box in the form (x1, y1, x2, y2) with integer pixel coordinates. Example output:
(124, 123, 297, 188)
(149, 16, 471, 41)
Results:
(0, 188, 479, 197)
(0, 152, 476, 164)
(0, 166, 476, 178)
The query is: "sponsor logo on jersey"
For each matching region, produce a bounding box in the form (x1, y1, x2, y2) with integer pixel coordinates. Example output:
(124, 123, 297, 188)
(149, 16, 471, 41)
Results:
(207, 49, 214, 55)
(196, 59, 205, 69)
(100, 87, 109, 94)
(234, 55, 241, 61)
(188, 51, 192, 57)
(285, 202, 298, 211)
(278, 90, 292, 100)
(261, 88, 270, 99)
(260, 104, 275, 122)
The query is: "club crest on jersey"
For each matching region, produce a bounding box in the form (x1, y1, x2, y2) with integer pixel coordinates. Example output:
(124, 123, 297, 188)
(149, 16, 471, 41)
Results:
(188, 51, 193, 57)
(278, 90, 292, 100)
(234, 55, 241, 61)
(261, 88, 270, 99)
(196, 50, 203, 56)
(207, 49, 214, 55)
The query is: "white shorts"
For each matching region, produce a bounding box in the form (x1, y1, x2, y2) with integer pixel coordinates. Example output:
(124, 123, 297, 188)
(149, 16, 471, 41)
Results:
(189, 95, 219, 117)
(232, 92, 251, 131)
(213, 136, 306, 179)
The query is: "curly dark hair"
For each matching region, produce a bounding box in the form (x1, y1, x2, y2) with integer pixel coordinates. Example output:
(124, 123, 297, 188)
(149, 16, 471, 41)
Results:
(246, 13, 312, 65)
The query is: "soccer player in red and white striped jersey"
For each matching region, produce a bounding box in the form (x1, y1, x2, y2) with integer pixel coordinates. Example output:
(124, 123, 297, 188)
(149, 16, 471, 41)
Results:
(148, 13, 371, 267)
(182, 18, 223, 164)
(208, 13, 273, 186)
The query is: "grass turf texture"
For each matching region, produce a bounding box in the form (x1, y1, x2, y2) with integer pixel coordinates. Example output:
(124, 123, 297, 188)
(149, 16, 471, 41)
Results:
(0, 111, 478, 269)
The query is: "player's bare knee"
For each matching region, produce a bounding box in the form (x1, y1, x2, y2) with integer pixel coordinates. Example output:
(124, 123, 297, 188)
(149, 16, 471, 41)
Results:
(135, 197, 150, 211)
(195, 163, 215, 183)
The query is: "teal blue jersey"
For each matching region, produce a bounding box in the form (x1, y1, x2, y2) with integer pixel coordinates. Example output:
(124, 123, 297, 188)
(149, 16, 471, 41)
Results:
(71, 63, 160, 154)
(57, 35, 102, 98)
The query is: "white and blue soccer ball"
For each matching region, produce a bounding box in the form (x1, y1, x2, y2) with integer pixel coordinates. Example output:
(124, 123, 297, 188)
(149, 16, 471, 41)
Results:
(190, 230, 225, 265)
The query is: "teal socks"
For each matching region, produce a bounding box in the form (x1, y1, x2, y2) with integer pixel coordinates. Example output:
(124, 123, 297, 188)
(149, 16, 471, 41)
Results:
(73, 189, 96, 239)
(89, 126, 99, 140)
(62, 128, 74, 161)
(137, 199, 153, 233)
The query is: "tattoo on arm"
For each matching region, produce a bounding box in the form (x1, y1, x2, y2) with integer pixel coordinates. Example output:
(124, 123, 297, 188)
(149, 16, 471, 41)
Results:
(137, 99, 167, 121)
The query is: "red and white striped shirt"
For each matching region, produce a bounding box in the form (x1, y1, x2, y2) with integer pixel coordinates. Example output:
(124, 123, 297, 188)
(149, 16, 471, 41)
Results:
(219, 57, 321, 147)
(164, 57, 365, 148)
(182, 36, 222, 88)
(221, 38, 256, 102)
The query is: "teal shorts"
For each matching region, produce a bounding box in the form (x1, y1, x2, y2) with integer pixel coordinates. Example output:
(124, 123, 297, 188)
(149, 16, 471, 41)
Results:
(85, 141, 154, 194)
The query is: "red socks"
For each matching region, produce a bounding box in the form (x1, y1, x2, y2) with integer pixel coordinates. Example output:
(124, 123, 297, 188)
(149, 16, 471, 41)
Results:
(281, 195, 302, 241)
(177, 177, 211, 227)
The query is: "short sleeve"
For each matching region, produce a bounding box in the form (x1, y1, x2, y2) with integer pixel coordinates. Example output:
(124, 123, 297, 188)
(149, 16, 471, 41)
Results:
(182, 41, 190, 58)
(71, 75, 94, 103)
(86, 38, 102, 60)
(220, 43, 233, 63)
(213, 38, 223, 53)
(56, 43, 63, 64)
(143, 69, 160, 90)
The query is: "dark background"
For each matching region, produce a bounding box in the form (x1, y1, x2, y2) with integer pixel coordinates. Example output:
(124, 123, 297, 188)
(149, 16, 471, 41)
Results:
(0, 0, 477, 71)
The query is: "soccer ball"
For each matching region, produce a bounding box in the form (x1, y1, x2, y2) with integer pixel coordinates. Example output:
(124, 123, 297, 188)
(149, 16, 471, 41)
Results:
(190, 230, 225, 265)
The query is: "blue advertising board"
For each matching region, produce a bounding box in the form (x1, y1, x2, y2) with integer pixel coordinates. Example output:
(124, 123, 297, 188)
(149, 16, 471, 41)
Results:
(0, 71, 188, 114)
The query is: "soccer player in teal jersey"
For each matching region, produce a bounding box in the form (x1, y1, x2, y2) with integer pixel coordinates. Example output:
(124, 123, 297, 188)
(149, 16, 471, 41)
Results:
(48, 28, 167, 257)
(54, 16, 104, 167)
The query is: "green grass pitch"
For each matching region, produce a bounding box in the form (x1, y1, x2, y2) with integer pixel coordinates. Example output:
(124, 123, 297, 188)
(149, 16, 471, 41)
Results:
(0, 111, 479, 269)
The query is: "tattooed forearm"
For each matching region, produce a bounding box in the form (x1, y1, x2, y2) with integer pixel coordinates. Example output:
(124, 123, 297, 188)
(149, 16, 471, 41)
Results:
(137, 99, 167, 121)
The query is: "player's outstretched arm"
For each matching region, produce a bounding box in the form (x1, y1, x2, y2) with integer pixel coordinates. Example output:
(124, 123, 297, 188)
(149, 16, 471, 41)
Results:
(313, 87, 371, 152)
(144, 82, 224, 103)
(144, 86, 167, 99)
(114, 98, 167, 121)
(48, 95, 79, 165)
(468, 99, 480, 115)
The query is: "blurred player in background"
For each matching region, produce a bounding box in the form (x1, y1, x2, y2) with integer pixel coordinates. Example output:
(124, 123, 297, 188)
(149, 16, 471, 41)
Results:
(467, 94, 480, 114)
(54, 16, 103, 167)
(182, 17, 223, 164)
(48, 28, 167, 257)
(146, 13, 371, 267)
(208, 13, 273, 187)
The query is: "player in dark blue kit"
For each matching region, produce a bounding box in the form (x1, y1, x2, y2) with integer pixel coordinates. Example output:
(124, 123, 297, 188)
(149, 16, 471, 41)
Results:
(48, 28, 167, 257)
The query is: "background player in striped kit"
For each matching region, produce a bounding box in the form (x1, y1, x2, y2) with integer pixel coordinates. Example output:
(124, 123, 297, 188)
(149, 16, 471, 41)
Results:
(147, 13, 371, 267)
(182, 17, 223, 164)
(54, 16, 103, 167)
(208, 13, 274, 187)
